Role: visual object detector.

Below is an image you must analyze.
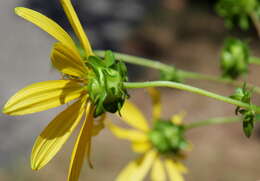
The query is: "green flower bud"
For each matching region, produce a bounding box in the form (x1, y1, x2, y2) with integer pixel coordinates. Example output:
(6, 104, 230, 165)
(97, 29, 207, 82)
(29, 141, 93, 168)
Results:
(230, 84, 251, 104)
(160, 67, 183, 82)
(148, 120, 188, 155)
(242, 110, 255, 137)
(215, 0, 258, 30)
(230, 84, 255, 137)
(220, 38, 250, 79)
(86, 51, 129, 117)
(149, 130, 170, 153)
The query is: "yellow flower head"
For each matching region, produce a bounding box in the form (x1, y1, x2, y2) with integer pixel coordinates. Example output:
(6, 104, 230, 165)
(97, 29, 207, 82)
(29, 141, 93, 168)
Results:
(2, 1, 127, 181)
(109, 88, 189, 181)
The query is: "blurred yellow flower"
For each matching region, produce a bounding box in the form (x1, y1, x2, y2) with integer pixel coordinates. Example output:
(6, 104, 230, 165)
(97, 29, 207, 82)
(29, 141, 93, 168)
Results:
(2, 0, 103, 181)
(109, 88, 188, 181)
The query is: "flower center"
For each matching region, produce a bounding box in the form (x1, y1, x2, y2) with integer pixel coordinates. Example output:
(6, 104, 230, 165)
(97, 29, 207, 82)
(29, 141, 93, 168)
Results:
(148, 120, 188, 155)
(86, 51, 129, 117)
(220, 38, 249, 79)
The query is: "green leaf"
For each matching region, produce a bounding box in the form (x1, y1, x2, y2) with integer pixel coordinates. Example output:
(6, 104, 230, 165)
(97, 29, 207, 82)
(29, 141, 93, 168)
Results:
(243, 119, 254, 138)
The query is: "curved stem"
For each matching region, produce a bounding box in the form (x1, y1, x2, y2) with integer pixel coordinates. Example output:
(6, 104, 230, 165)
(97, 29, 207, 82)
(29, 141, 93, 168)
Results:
(179, 70, 260, 93)
(249, 56, 260, 65)
(184, 116, 241, 129)
(123, 81, 260, 113)
(95, 51, 260, 94)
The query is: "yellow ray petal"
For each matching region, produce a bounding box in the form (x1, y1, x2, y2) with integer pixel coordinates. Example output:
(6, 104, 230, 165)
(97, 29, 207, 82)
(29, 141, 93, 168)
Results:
(120, 100, 149, 132)
(171, 112, 186, 125)
(31, 97, 87, 170)
(131, 141, 151, 153)
(116, 150, 157, 181)
(92, 114, 106, 136)
(109, 123, 148, 142)
(51, 42, 87, 77)
(3, 80, 84, 115)
(131, 150, 157, 181)
(151, 158, 166, 181)
(68, 103, 94, 181)
(116, 160, 139, 181)
(165, 159, 185, 181)
(175, 162, 188, 174)
(147, 88, 161, 121)
(60, 0, 93, 57)
(15, 7, 77, 52)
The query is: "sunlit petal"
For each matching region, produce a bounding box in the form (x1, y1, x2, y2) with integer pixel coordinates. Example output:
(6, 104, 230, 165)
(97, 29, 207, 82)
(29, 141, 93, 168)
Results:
(131, 150, 157, 181)
(51, 42, 87, 77)
(60, 0, 93, 56)
(175, 162, 188, 174)
(116, 160, 138, 181)
(109, 123, 148, 142)
(31, 97, 87, 170)
(3, 80, 84, 115)
(151, 158, 166, 181)
(131, 141, 151, 153)
(171, 112, 186, 125)
(165, 159, 185, 181)
(92, 114, 106, 136)
(68, 103, 94, 181)
(120, 100, 149, 132)
(116, 150, 157, 181)
(147, 88, 161, 121)
(15, 7, 77, 52)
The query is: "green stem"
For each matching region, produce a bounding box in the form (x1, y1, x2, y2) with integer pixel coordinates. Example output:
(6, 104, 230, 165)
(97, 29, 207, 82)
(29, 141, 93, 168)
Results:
(184, 116, 241, 129)
(95, 51, 173, 71)
(95, 51, 260, 94)
(185, 115, 260, 129)
(179, 70, 260, 93)
(123, 81, 260, 113)
(249, 56, 260, 65)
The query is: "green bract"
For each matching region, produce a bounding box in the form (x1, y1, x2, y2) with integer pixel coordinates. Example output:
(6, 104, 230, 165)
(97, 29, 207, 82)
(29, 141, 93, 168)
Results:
(148, 120, 188, 155)
(215, 0, 258, 30)
(230, 84, 255, 137)
(86, 51, 129, 117)
(220, 38, 250, 79)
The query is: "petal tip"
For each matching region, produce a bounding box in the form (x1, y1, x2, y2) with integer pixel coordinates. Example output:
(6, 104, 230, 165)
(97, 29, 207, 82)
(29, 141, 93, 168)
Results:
(2, 105, 11, 115)
(31, 157, 42, 171)
(14, 7, 24, 15)
(31, 162, 39, 171)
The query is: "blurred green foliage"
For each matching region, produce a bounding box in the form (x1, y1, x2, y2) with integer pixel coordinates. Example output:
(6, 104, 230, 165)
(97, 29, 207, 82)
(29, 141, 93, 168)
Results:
(220, 37, 250, 79)
(215, 0, 259, 30)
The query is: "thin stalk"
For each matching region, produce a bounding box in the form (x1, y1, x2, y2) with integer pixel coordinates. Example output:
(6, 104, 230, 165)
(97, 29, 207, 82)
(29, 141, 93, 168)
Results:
(185, 115, 260, 129)
(184, 116, 240, 129)
(95, 51, 260, 94)
(179, 70, 260, 93)
(123, 81, 260, 113)
(95, 51, 172, 71)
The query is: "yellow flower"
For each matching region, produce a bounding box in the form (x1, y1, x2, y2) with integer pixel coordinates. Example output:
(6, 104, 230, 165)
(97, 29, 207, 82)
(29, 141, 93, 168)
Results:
(2, 0, 105, 181)
(109, 88, 188, 181)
